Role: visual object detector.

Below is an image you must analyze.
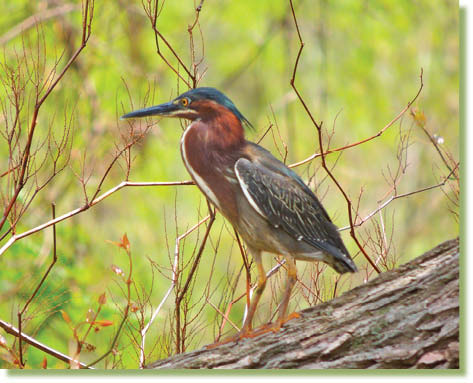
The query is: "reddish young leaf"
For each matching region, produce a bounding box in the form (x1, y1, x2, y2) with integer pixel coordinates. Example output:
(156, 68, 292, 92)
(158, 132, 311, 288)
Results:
(92, 320, 113, 327)
(106, 239, 123, 248)
(121, 233, 130, 251)
(41, 356, 47, 369)
(106, 234, 130, 251)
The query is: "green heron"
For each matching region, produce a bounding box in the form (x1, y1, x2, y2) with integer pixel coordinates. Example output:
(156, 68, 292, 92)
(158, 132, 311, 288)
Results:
(122, 87, 357, 337)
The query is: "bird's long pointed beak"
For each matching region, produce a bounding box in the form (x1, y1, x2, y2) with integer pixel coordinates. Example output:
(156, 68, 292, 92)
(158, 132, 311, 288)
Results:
(121, 101, 180, 120)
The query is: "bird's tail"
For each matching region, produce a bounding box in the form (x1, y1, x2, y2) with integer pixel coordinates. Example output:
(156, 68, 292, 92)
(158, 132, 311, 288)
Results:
(332, 254, 358, 274)
(323, 242, 358, 274)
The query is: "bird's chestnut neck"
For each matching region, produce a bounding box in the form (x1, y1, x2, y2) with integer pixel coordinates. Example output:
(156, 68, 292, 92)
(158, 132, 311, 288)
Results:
(189, 100, 245, 150)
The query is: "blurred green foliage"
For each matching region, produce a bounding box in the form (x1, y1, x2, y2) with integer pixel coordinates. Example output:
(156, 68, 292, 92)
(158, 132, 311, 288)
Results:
(0, 0, 458, 369)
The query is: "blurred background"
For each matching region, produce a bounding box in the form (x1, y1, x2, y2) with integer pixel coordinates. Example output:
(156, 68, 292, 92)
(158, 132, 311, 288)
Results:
(0, 0, 459, 368)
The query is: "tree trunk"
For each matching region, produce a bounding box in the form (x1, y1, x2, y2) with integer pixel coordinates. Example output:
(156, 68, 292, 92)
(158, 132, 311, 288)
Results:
(147, 238, 459, 369)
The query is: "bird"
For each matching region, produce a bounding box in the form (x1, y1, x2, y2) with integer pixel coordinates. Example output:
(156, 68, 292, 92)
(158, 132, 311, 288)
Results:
(122, 87, 357, 339)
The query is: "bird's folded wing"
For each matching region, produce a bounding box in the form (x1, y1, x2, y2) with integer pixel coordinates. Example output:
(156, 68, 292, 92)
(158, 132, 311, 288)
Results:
(234, 157, 347, 257)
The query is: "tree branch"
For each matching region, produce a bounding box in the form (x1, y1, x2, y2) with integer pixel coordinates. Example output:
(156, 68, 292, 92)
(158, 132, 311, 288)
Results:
(0, 4, 79, 46)
(0, 318, 92, 369)
(0, 180, 194, 257)
(147, 238, 459, 369)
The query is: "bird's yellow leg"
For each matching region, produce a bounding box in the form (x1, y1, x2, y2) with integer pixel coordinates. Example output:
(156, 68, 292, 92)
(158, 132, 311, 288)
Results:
(206, 250, 266, 349)
(239, 256, 300, 337)
(240, 250, 266, 334)
(240, 256, 300, 338)
(273, 256, 300, 331)
(206, 254, 301, 349)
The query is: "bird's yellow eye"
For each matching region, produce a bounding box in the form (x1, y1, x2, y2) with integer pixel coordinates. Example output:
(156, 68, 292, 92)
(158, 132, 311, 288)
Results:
(180, 98, 189, 107)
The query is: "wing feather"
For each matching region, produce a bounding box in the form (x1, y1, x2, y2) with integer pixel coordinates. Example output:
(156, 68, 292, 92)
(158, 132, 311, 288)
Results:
(235, 156, 349, 258)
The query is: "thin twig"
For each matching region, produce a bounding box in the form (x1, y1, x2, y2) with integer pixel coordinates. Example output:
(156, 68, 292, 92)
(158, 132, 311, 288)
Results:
(0, 180, 193, 257)
(175, 204, 216, 353)
(0, 4, 79, 46)
(139, 285, 172, 368)
(86, 237, 133, 368)
(0, 164, 20, 178)
(288, 0, 424, 274)
(138, 212, 210, 367)
(339, 163, 459, 231)
(288, 78, 425, 169)
(144, 0, 195, 88)
(187, 0, 205, 88)
(17, 203, 58, 367)
(0, 0, 95, 234)
(206, 299, 240, 331)
(0, 318, 92, 369)
(288, 0, 377, 271)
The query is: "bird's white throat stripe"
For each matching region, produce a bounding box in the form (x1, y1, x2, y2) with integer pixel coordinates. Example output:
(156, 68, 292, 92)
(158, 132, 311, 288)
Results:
(181, 124, 221, 210)
(167, 108, 198, 117)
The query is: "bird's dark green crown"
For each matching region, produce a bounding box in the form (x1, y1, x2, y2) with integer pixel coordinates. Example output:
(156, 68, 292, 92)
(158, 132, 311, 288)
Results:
(177, 87, 253, 129)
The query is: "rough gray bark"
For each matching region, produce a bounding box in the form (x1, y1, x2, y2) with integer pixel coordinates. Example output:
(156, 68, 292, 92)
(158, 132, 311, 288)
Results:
(148, 238, 459, 369)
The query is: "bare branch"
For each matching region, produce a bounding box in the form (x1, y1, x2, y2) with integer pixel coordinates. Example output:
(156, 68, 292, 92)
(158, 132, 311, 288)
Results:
(0, 0, 95, 233)
(138, 212, 211, 367)
(86, 235, 134, 368)
(288, 75, 424, 169)
(0, 318, 92, 369)
(0, 4, 79, 46)
(339, 163, 459, 232)
(288, 0, 382, 273)
(175, 204, 216, 353)
(0, 180, 194, 257)
(16, 204, 58, 366)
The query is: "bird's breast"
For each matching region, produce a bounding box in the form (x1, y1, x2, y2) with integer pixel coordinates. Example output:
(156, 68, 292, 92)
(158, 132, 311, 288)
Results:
(180, 123, 241, 222)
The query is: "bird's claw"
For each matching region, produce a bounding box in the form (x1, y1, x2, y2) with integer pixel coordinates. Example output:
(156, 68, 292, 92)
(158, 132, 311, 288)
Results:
(205, 312, 301, 349)
(205, 329, 252, 349)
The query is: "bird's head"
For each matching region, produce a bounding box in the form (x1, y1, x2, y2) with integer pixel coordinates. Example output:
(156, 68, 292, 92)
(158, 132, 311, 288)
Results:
(121, 87, 252, 129)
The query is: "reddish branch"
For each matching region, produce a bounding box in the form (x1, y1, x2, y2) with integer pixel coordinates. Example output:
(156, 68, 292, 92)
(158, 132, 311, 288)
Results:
(143, 0, 205, 89)
(142, 0, 205, 89)
(187, 0, 206, 87)
(288, 0, 425, 274)
(16, 204, 57, 367)
(0, 0, 94, 234)
(86, 236, 134, 368)
(138, 211, 212, 366)
(288, 77, 424, 169)
(0, 180, 193, 257)
(412, 110, 459, 180)
(0, 318, 92, 369)
(174, 204, 216, 354)
(340, 163, 459, 232)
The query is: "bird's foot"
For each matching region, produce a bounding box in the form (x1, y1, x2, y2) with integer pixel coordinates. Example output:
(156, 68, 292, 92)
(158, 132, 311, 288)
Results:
(205, 312, 301, 349)
(275, 311, 301, 329)
(205, 323, 276, 349)
(251, 312, 301, 335)
(205, 328, 254, 349)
